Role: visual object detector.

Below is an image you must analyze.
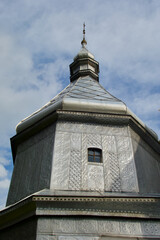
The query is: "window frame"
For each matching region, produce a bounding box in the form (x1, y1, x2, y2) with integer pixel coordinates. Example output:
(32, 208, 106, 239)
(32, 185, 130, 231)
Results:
(88, 148, 102, 163)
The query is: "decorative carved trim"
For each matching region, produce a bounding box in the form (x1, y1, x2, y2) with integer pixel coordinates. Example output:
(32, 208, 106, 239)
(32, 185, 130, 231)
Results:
(32, 196, 157, 203)
(31, 195, 160, 220)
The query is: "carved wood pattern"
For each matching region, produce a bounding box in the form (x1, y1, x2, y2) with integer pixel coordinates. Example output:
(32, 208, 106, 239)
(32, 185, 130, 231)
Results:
(116, 136, 138, 192)
(69, 133, 82, 190)
(38, 217, 160, 237)
(87, 165, 104, 191)
(102, 136, 121, 192)
(51, 133, 70, 190)
(87, 133, 101, 147)
(69, 150, 81, 190)
(81, 133, 88, 190)
(53, 122, 138, 193)
(102, 136, 110, 191)
(57, 121, 128, 137)
(108, 152, 121, 191)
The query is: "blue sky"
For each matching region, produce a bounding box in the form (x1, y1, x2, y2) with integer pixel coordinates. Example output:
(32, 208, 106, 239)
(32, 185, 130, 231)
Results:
(0, 0, 160, 209)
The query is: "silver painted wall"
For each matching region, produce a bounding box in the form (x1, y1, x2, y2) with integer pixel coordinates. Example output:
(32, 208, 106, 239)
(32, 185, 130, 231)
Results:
(130, 129, 160, 194)
(7, 123, 56, 206)
(7, 119, 160, 206)
(36, 216, 160, 239)
(1, 215, 160, 239)
(50, 121, 139, 193)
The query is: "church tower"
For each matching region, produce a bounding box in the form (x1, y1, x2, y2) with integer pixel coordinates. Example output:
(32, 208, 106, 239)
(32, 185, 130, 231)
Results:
(1, 25, 160, 239)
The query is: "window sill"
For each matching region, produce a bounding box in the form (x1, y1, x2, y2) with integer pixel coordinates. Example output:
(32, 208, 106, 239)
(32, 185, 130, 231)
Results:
(88, 162, 103, 166)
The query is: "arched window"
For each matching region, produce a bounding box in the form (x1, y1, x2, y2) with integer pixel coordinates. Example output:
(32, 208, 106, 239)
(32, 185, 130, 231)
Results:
(88, 148, 102, 163)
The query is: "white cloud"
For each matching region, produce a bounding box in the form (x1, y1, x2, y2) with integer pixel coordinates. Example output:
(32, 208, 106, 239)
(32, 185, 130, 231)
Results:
(0, 157, 10, 166)
(0, 164, 8, 179)
(130, 93, 160, 117)
(0, 188, 9, 210)
(0, 179, 10, 209)
(0, 179, 10, 189)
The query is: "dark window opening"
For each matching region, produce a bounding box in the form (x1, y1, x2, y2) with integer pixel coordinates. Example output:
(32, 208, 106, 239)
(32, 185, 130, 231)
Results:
(88, 148, 102, 163)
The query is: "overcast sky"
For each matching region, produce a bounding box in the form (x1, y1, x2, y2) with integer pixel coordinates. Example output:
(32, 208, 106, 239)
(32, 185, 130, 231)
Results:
(0, 0, 160, 209)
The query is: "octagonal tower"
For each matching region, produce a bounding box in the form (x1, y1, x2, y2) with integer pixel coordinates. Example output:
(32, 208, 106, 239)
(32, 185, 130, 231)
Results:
(1, 28, 160, 239)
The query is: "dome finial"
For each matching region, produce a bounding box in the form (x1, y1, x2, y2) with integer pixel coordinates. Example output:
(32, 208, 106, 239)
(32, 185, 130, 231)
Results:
(81, 22, 87, 47)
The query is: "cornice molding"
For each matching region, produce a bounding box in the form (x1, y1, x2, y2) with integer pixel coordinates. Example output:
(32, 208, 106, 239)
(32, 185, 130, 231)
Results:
(1, 194, 160, 230)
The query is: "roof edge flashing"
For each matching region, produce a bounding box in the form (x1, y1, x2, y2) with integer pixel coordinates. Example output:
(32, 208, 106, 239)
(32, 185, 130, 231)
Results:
(126, 107, 158, 140)
(16, 100, 62, 134)
(15, 98, 158, 141)
(62, 98, 127, 114)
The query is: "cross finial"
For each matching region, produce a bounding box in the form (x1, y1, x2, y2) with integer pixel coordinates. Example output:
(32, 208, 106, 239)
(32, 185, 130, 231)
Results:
(81, 22, 87, 47)
(83, 23, 85, 38)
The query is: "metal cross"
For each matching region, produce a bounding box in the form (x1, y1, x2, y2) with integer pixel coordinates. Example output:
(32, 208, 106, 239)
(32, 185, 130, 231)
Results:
(81, 22, 87, 47)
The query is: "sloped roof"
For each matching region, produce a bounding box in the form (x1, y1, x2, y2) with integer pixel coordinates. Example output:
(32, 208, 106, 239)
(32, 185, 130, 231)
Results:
(16, 76, 128, 133)
(38, 76, 125, 108)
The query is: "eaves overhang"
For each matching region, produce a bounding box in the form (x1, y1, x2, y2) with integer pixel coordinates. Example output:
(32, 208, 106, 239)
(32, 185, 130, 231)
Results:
(1, 189, 160, 231)
(16, 96, 158, 141)
(16, 98, 126, 133)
